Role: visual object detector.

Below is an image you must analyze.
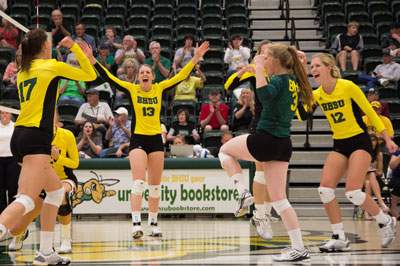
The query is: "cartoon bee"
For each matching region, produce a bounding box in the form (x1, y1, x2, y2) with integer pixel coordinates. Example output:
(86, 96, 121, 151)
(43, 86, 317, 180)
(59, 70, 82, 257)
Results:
(72, 171, 120, 208)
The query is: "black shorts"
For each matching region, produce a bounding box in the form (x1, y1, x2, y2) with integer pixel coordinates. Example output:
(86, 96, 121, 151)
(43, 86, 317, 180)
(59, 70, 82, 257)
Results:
(129, 134, 164, 154)
(11, 127, 53, 163)
(247, 130, 292, 162)
(39, 173, 78, 199)
(390, 176, 400, 197)
(333, 132, 372, 158)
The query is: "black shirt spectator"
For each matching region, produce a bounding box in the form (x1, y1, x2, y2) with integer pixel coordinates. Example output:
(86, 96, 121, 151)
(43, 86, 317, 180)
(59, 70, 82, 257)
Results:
(46, 10, 71, 47)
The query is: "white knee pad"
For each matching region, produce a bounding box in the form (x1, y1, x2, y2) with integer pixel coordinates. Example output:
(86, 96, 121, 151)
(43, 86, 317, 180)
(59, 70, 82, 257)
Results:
(318, 187, 336, 203)
(131, 180, 145, 196)
(218, 152, 233, 168)
(14, 194, 35, 215)
(346, 189, 366, 206)
(253, 171, 266, 185)
(271, 199, 291, 215)
(44, 187, 64, 207)
(149, 185, 161, 198)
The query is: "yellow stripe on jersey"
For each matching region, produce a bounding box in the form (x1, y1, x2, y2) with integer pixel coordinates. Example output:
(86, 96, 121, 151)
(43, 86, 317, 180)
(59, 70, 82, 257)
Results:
(313, 79, 386, 139)
(15, 44, 97, 134)
(51, 127, 79, 180)
(94, 61, 195, 135)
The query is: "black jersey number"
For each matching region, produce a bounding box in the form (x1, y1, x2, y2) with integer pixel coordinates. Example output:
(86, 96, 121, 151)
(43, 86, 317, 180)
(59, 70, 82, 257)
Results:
(142, 107, 155, 117)
(19, 78, 37, 103)
(330, 112, 346, 124)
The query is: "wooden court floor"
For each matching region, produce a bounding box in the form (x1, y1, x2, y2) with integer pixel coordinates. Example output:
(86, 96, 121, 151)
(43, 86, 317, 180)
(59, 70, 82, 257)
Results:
(0, 216, 399, 265)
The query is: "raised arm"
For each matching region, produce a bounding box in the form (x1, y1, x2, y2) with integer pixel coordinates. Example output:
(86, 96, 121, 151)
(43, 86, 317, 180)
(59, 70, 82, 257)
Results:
(53, 130, 79, 169)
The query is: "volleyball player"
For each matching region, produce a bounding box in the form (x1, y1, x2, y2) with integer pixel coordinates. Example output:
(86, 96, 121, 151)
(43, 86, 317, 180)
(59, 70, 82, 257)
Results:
(0, 29, 96, 265)
(219, 44, 314, 262)
(310, 53, 397, 251)
(83, 41, 209, 239)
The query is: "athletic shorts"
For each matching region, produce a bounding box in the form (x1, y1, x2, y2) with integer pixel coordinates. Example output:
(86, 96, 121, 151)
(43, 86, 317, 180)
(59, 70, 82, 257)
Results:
(11, 127, 53, 163)
(129, 134, 164, 154)
(247, 130, 292, 162)
(333, 132, 372, 158)
(390, 176, 400, 197)
(39, 173, 78, 199)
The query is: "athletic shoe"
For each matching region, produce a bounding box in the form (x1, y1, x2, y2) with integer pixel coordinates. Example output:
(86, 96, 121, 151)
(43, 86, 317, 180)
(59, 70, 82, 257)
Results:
(147, 223, 162, 237)
(132, 224, 143, 239)
(250, 211, 273, 240)
(319, 234, 351, 252)
(32, 251, 70, 265)
(266, 213, 280, 223)
(58, 238, 72, 254)
(380, 215, 397, 248)
(272, 246, 310, 262)
(234, 189, 254, 217)
(379, 78, 389, 87)
(8, 229, 29, 251)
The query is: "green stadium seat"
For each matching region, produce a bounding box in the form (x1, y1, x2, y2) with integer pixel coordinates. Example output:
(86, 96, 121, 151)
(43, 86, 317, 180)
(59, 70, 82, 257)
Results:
(177, 14, 197, 27)
(344, 1, 366, 16)
(363, 57, 383, 74)
(60, 4, 81, 21)
(82, 6, 103, 20)
(347, 11, 369, 23)
(378, 86, 398, 100)
(361, 33, 378, 45)
(203, 130, 223, 149)
(226, 3, 247, 16)
(342, 70, 362, 84)
(372, 11, 393, 26)
(104, 14, 125, 28)
(130, 5, 150, 17)
(128, 15, 149, 27)
(0, 47, 15, 64)
(57, 100, 82, 117)
(357, 22, 374, 34)
(368, 1, 389, 15)
(177, 4, 197, 16)
(107, 4, 126, 17)
(361, 44, 383, 62)
(10, 4, 31, 18)
(172, 99, 197, 116)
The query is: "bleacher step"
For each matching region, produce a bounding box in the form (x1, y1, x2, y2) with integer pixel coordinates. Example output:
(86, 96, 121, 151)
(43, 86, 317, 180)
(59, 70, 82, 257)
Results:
(290, 151, 329, 165)
(292, 205, 355, 217)
(250, 0, 315, 8)
(250, 10, 316, 19)
(291, 134, 333, 148)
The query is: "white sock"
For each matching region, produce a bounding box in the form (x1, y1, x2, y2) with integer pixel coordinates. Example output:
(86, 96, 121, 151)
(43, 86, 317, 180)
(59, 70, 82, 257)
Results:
(373, 210, 390, 225)
(331, 222, 346, 240)
(0, 224, 6, 239)
(288, 228, 304, 250)
(255, 204, 265, 219)
(132, 212, 141, 224)
(61, 223, 71, 239)
(264, 202, 272, 215)
(232, 173, 246, 195)
(148, 212, 158, 225)
(40, 231, 54, 255)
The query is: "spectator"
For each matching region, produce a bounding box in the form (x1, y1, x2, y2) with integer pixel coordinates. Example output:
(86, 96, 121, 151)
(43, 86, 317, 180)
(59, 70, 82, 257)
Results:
(224, 34, 251, 78)
(381, 22, 400, 57)
(46, 10, 71, 47)
(116, 60, 137, 100)
(0, 106, 20, 213)
(330, 21, 363, 71)
(172, 134, 186, 145)
(3, 49, 21, 86)
(76, 121, 102, 159)
(74, 88, 114, 137)
(96, 45, 115, 71)
(389, 148, 400, 219)
(173, 63, 206, 102)
(365, 87, 390, 119)
(99, 107, 131, 158)
(145, 41, 171, 84)
(0, 18, 18, 49)
(115, 35, 145, 75)
(209, 131, 233, 157)
(358, 49, 400, 90)
(98, 26, 122, 57)
(174, 33, 198, 69)
(0, 0, 7, 11)
(199, 88, 229, 132)
(71, 23, 97, 53)
(230, 62, 252, 100)
(167, 108, 200, 144)
(66, 38, 84, 68)
(232, 88, 255, 132)
(58, 80, 86, 106)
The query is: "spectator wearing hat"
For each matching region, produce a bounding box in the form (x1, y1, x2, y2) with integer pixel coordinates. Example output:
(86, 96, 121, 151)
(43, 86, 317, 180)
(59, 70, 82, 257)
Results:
(365, 87, 390, 119)
(115, 35, 145, 75)
(99, 107, 131, 158)
(199, 88, 229, 132)
(46, 10, 71, 47)
(71, 23, 97, 53)
(224, 34, 251, 78)
(144, 41, 171, 84)
(362, 101, 394, 147)
(381, 22, 400, 57)
(74, 88, 114, 137)
(330, 21, 363, 71)
(96, 45, 115, 71)
(358, 49, 400, 89)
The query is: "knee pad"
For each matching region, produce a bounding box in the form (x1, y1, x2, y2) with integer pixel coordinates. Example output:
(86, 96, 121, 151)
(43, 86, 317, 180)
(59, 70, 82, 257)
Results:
(131, 180, 145, 196)
(149, 185, 161, 198)
(218, 152, 233, 168)
(346, 189, 366, 206)
(318, 187, 336, 203)
(271, 199, 291, 215)
(58, 203, 72, 216)
(62, 179, 76, 194)
(254, 171, 266, 185)
(44, 187, 64, 207)
(14, 194, 35, 215)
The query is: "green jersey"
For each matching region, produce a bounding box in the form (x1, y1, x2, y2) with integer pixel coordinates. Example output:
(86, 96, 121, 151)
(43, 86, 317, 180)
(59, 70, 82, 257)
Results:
(256, 74, 300, 138)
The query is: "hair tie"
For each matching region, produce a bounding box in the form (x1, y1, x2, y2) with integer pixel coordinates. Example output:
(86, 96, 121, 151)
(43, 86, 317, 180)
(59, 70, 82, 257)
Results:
(24, 37, 29, 41)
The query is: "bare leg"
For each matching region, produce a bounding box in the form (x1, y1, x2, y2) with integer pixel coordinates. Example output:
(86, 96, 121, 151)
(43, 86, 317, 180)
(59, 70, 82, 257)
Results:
(129, 149, 148, 212)
(147, 152, 164, 214)
(350, 50, 359, 71)
(337, 51, 347, 71)
(391, 194, 400, 218)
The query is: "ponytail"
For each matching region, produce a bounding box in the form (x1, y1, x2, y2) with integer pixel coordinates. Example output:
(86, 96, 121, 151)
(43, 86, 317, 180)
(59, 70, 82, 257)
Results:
(20, 28, 48, 72)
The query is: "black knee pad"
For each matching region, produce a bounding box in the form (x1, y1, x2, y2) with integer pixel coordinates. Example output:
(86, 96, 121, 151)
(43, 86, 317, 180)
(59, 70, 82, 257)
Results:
(58, 203, 72, 216)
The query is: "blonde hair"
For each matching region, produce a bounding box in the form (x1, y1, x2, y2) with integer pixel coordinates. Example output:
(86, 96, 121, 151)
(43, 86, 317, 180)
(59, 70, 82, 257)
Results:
(173, 134, 186, 145)
(250, 40, 272, 64)
(238, 88, 254, 106)
(122, 60, 136, 74)
(311, 53, 341, 79)
(267, 43, 314, 111)
(348, 21, 359, 29)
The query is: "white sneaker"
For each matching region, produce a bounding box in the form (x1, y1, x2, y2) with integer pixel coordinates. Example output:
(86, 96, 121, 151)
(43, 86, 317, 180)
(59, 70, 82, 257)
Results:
(272, 246, 310, 262)
(379, 78, 389, 87)
(319, 234, 351, 252)
(8, 229, 29, 251)
(58, 238, 72, 254)
(234, 189, 254, 217)
(380, 215, 397, 248)
(250, 211, 273, 240)
(132, 224, 143, 239)
(147, 223, 162, 237)
(266, 213, 280, 223)
(390, 49, 398, 57)
(32, 250, 70, 265)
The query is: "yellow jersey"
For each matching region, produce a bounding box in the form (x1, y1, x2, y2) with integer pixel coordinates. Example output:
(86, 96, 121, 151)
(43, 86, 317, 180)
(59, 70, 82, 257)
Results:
(15, 44, 97, 134)
(313, 79, 386, 139)
(51, 127, 79, 180)
(94, 61, 195, 135)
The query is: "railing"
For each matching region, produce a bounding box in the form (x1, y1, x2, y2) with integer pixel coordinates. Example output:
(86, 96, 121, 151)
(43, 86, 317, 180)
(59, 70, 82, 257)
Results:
(279, 0, 290, 40)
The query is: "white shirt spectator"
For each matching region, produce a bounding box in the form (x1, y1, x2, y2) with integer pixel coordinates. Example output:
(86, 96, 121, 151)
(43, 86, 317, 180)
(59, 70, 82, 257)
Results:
(115, 48, 145, 68)
(373, 61, 400, 82)
(224, 46, 251, 71)
(0, 120, 14, 157)
(75, 102, 114, 122)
